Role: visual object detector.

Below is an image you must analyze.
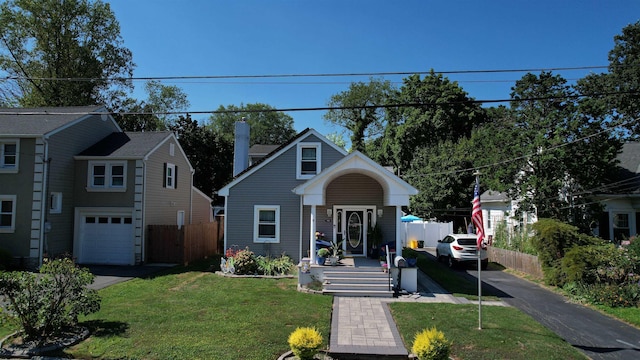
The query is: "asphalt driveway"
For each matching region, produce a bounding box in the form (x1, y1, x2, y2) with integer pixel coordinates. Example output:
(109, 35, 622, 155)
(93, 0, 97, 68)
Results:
(466, 266, 640, 360)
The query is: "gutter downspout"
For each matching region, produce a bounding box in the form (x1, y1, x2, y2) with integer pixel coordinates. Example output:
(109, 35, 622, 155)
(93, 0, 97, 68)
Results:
(141, 159, 147, 264)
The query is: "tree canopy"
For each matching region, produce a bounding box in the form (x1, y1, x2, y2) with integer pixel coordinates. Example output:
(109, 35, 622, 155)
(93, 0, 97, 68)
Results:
(323, 78, 393, 152)
(0, 0, 134, 107)
(208, 103, 297, 146)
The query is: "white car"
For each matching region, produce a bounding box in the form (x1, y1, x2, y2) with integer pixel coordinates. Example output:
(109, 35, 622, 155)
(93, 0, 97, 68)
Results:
(436, 234, 488, 269)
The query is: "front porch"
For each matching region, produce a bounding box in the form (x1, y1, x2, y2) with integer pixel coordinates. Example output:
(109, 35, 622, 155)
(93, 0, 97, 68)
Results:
(298, 255, 418, 298)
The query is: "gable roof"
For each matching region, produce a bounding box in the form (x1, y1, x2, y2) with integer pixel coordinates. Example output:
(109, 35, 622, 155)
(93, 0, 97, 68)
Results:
(292, 151, 418, 206)
(249, 144, 279, 156)
(218, 128, 347, 196)
(0, 106, 117, 136)
(602, 142, 640, 195)
(481, 190, 510, 203)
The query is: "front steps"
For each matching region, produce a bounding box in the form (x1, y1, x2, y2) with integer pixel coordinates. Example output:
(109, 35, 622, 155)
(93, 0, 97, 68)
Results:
(322, 267, 394, 298)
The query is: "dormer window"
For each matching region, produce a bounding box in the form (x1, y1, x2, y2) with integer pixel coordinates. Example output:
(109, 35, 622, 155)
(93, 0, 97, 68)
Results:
(297, 143, 321, 179)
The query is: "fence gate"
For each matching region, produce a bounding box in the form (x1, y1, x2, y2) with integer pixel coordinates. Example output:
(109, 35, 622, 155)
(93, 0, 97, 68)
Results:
(147, 225, 184, 263)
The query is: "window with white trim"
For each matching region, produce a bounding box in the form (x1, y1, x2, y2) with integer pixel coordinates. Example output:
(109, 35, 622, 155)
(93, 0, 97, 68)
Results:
(254, 205, 280, 243)
(49, 192, 62, 214)
(88, 161, 126, 191)
(164, 163, 177, 189)
(0, 195, 16, 233)
(296, 143, 321, 179)
(0, 140, 18, 172)
(613, 212, 631, 241)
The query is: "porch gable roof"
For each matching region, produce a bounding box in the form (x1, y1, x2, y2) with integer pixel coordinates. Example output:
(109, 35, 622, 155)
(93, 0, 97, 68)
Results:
(292, 151, 418, 206)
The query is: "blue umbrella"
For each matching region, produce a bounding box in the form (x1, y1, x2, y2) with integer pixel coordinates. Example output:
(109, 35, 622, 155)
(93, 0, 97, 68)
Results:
(401, 214, 422, 222)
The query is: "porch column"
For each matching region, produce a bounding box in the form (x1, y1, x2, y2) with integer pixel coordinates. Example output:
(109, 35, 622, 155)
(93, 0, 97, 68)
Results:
(310, 205, 317, 264)
(396, 206, 403, 256)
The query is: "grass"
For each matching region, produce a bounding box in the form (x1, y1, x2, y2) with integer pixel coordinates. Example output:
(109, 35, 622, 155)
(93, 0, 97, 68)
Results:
(390, 302, 588, 360)
(1, 259, 333, 360)
(409, 249, 500, 301)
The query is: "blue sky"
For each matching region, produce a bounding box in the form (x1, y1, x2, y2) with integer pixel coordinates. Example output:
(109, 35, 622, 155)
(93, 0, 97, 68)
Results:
(107, 0, 640, 138)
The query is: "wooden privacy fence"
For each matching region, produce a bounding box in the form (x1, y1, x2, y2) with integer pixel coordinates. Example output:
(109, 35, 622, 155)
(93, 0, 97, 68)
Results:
(147, 218, 224, 265)
(488, 246, 543, 279)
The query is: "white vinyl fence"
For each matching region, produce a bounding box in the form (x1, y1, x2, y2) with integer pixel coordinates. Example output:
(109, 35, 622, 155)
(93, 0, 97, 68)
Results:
(404, 221, 453, 248)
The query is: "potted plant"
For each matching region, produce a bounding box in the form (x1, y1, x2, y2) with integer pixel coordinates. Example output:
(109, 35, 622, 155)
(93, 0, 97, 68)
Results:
(327, 239, 343, 266)
(317, 247, 330, 265)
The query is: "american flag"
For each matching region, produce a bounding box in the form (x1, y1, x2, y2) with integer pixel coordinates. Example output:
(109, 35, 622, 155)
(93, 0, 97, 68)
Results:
(472, 181, 485, 250)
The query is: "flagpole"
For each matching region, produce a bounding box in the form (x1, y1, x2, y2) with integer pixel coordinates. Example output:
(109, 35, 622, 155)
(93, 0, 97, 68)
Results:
(474, 172, 483, 330)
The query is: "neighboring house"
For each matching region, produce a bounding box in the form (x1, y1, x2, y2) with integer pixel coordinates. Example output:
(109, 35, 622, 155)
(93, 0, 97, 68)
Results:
(249, 144, 279, 167)
(593, 142, 640, 241)
(0, 106, 211, 268)
(218, 123, 418, 264)
(480, 190, 537, 242)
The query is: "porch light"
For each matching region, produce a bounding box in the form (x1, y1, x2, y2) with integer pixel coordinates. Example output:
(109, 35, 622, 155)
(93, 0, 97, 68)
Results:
(327, 208, 333, 217)
(377, 209, 383, 217)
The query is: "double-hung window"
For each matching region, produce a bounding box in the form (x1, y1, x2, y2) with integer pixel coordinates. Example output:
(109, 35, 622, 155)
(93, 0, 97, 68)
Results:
(88, 161, 126, 191)
(164, 163, 177, 189)
(613, 212, 631, 241)
(0, 140, 18, 172)
(0, 195, 16, 233)
(296, 143, 321, 179)
(254, 205, 280, 243)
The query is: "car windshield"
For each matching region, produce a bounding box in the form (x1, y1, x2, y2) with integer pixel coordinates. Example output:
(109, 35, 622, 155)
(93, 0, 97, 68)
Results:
(457, 238, 477, 246)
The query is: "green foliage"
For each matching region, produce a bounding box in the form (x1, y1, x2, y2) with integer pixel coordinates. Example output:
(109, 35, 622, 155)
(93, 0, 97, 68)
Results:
(0, 258, 100, 340)
(208, 103, 297, 146)
(324, 77, 394, 152)
(287, 327, 323, 360)
(255, 254, 295, 276)
(317, 248, 330, 258)
(0, 0, 134, 107)
(531, 218, 600, 268)
(170, 114, 233, 198)
(491, 221, 537, 255)
(231, 248, 258, 275)
(411, 327, 452, 360)
(560, 244, 615, 286)
(0, 247, 12, 270)
(565, 282, 640, 308)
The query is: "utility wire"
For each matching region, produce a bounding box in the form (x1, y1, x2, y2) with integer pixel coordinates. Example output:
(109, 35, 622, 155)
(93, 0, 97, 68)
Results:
(0, 65, 611, 82)
(1, 90, 638, 117)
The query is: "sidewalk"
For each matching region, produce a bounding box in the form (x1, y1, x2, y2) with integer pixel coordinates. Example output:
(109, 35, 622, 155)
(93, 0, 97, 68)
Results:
(328, 269, 507, 359)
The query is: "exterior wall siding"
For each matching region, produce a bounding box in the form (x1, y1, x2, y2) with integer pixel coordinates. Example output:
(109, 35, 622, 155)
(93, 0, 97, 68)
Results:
(191, 189, 213, 224)
(225, 135, 346, 261)
(46, 114, 120, 258)
(0, 138, 36, 259)
(143, 137, 192, 227)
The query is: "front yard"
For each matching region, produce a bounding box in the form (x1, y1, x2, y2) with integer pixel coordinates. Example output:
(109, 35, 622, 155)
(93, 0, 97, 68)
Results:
(0, 257, 587, 359)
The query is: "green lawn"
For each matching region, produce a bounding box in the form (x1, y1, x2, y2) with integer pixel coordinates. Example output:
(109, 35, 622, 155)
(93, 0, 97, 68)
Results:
(1, 260, 333, 360)
(390, 302, 587, 360)
(0, 256, 595, 359)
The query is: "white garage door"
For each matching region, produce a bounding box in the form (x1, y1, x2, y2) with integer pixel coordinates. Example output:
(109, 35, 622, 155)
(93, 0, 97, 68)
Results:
(78, 213, 134, 265)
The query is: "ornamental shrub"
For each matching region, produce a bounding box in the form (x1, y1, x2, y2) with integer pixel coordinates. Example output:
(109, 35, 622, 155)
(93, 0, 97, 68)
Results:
(232, 247, 258, 275)
(0, 258, 101, 340)
(288, 327, 323, 360)
(412, 327, 452, 360)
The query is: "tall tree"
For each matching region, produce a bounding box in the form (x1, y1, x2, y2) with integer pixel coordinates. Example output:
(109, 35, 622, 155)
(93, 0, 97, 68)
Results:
(380, 71, 487, 172)
(170, 115, 233, 200)
(0, 0, 134, 107)
(490, 72, 621, 228)
(145, 80, 189, 128)
(208, 103, 296, 146)
(323, 78, 394, 152)
(111, 81, 190, 132)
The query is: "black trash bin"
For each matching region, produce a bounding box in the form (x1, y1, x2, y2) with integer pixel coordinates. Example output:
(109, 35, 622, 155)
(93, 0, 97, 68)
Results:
(417, 240, 424, 248)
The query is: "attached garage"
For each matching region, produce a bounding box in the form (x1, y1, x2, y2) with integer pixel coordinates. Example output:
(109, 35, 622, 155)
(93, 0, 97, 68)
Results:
(74, 208, 135, 265)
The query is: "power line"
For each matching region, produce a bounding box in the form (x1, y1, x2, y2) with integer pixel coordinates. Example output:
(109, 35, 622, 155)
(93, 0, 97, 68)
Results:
(0, 65, 610, 83)
(1, 89, 638, 117)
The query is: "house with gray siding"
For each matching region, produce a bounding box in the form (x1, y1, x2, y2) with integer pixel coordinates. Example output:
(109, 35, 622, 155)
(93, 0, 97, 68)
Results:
(218, 125, 418, 263)
(0, 106, 212, 268)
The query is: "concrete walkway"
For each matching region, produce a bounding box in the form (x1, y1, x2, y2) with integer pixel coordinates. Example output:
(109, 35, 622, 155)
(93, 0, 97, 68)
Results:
(328, 269, 507, 358)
